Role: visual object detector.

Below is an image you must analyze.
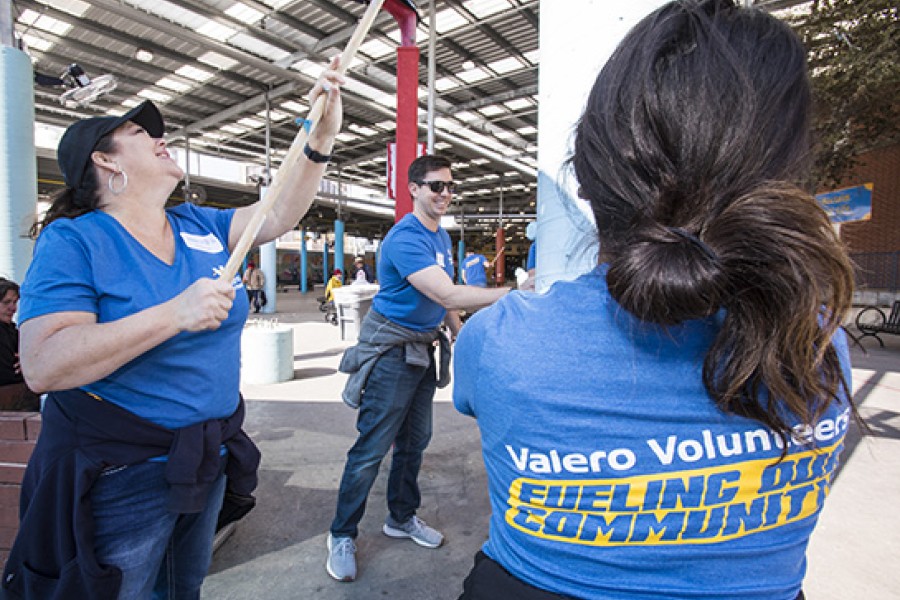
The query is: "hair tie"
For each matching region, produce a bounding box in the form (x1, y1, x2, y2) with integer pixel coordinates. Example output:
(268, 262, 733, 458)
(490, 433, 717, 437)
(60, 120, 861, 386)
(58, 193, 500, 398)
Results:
(668, 227, 720, 263)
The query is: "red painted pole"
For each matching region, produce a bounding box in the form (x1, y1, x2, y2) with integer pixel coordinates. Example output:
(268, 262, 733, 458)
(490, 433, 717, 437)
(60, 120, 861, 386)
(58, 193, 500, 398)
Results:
(495, 227, 506, 285)
(395, 45, 419, 222)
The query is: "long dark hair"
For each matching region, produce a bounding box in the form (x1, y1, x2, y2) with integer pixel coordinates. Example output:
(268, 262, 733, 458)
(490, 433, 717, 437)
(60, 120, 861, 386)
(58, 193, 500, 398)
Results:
(31, 132, 116, 238)
(571, 0, 854, 441)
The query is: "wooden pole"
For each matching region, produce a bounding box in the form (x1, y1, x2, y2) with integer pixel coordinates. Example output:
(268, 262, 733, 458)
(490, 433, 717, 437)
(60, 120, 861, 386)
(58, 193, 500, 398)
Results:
(220, 0, 387, 282)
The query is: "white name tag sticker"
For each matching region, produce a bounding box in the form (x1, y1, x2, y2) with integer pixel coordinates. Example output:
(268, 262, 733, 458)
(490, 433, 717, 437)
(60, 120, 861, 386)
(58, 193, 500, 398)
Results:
(436, 252, 446, 267)
(181, 232, 224, 254)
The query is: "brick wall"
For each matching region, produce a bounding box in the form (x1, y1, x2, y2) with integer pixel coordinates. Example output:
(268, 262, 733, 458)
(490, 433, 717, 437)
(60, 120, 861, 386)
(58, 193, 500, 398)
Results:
(0, 412, 40, 566)
(838, 143, 900, 253)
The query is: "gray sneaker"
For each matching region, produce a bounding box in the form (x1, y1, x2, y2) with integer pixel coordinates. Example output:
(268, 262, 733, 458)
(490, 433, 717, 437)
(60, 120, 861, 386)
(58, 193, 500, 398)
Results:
(326, 533, 357, 582)
(382, 516, 444, 548)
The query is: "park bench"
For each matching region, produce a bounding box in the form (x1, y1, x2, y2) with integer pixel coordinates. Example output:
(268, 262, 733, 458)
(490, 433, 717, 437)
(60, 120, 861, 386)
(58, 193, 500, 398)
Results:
(855, 300, 900, 347)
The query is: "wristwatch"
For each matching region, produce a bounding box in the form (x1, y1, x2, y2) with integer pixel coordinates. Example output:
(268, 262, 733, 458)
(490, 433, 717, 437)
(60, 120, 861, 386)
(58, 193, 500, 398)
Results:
(303, 142, 331, 164)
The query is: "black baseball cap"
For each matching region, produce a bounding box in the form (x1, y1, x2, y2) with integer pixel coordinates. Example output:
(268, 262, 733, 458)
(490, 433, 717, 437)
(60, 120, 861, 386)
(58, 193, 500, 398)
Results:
(57, 100, 165, 188)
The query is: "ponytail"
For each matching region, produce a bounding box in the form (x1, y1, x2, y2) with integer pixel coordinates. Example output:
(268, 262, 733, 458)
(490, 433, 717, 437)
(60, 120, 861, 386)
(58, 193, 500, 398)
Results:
(606, 182, 854, 442)
(706, 184, 853, 438)
(607, 224, 725, 325)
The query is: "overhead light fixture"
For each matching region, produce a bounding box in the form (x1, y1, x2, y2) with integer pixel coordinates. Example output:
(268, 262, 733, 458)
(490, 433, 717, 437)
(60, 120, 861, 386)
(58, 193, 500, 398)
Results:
(135, 48, 154, 63)
(462, 60, 475, 70)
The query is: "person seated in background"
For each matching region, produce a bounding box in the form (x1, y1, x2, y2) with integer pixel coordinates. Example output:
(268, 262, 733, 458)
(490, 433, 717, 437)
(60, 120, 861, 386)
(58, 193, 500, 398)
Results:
(326, 269, 343, 302)
(0, 278, 40, 411)
(452, 2, 855, 599)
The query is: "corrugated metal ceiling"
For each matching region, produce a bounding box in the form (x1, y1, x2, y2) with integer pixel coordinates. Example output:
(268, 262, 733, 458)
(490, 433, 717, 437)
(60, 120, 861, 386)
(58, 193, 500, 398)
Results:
(15, 0, 806, 243)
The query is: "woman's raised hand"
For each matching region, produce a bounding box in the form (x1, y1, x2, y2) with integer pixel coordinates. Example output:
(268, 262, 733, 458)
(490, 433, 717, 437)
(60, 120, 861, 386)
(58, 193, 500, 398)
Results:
(307, 56, 344, 152)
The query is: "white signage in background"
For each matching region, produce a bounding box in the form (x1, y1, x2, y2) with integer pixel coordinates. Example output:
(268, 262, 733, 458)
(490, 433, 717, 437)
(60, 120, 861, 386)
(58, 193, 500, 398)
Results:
(386, 141, 426, 200)
(536, 0, 669, 292)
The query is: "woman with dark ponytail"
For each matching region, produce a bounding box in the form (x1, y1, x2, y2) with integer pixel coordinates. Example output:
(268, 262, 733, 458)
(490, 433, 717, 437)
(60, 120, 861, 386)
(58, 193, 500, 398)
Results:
(453, 2, 854, 599)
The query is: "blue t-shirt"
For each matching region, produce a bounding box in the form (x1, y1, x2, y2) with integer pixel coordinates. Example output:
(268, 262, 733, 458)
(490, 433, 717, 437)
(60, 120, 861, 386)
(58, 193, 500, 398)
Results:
(463, 254, 488, 287)
(526, 242, 536, 270)
(372, 213, 454, 331)
(454, 265, 852, 599)
(20, 204, 249, 429)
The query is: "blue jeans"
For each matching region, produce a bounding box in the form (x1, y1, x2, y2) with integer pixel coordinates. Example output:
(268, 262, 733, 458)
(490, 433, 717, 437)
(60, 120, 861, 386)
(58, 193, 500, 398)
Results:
(247, 289, 262, 312)
(91, 460, 226, 600)
(331, 345, 437, 538)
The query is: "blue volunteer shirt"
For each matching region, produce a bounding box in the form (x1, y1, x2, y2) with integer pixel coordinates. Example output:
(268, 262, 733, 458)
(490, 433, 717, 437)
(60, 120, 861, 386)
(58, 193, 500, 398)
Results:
(463, 254, 488, 287)
(19, 203, 249, 429)
(454, 265, 852, 600)
(372, 213, 454, 331)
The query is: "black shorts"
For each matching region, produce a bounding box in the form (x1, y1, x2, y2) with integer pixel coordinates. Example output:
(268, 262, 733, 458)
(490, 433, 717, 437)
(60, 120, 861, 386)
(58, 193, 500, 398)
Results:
(457, 551, 578, 600)
(457, 550, 806, 600)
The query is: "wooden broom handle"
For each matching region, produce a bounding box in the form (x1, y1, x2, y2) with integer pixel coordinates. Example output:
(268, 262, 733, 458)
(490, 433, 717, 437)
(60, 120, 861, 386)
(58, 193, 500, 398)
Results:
(220, 0, 387, 282)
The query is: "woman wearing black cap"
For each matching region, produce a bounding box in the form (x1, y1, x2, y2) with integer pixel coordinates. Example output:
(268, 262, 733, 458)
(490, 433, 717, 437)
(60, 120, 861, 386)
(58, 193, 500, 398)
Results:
(2, 60, 344, 599)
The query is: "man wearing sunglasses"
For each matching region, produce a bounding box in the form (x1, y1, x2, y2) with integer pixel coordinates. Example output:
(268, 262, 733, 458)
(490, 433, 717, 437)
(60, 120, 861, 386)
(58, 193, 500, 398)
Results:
(327, 155, 509, 582)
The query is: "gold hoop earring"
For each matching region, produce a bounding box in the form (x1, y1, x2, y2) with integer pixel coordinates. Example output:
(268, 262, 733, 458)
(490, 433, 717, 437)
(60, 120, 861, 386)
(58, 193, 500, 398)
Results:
(108, 167, 128, 195)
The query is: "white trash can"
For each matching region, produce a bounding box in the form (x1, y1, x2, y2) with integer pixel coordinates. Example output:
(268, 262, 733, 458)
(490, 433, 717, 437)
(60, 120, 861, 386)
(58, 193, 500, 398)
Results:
(241, 321, 294, 384)
(332, 284, 378, 342)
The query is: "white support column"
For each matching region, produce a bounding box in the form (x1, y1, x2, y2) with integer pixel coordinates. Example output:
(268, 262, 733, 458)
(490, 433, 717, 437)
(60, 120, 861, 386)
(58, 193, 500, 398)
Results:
(257, 185, 277, 314)
(0, 32, 36, 284)
(260, 240, 277, 314)
(535, 0, 667, 292)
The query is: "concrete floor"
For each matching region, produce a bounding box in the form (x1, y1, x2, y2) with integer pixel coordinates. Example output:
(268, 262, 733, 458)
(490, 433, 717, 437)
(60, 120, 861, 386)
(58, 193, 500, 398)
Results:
(201, 289, 900, 599)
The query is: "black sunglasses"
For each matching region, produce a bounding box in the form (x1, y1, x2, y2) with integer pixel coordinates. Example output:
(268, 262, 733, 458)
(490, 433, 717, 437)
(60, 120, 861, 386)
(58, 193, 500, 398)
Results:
(416, 180, 458, 194)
